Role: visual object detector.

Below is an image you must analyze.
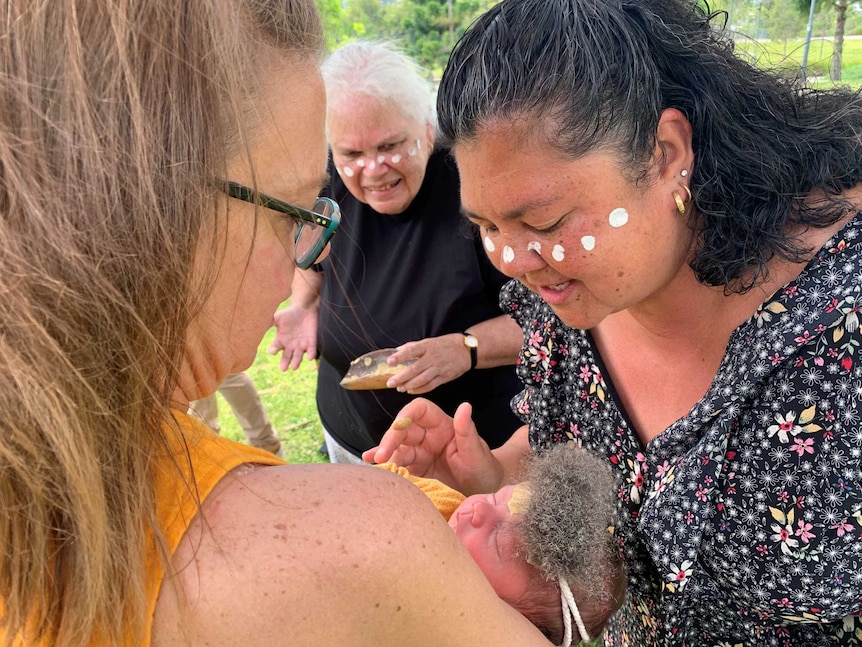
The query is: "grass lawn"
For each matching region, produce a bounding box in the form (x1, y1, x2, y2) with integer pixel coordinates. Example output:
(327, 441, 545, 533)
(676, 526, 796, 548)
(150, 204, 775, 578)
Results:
(215, 320, 329, 464)
(734, 35, 862, 88)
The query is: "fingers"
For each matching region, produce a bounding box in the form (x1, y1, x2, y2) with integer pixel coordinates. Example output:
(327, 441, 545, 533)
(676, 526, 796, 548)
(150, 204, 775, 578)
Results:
(363, 422, 412, 464)
(386, 337, 466, 393)
(287, 348, 304, 371)
(387, 365, 440, 394)
(453, 402, 476, 438)
(364, 398, 450, 464)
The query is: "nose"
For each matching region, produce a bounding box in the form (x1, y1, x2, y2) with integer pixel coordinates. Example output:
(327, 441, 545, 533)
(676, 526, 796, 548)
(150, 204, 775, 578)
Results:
(494, 239, 547, 279)
(359, 153, 390, 175)
(468, 499, 496, 528)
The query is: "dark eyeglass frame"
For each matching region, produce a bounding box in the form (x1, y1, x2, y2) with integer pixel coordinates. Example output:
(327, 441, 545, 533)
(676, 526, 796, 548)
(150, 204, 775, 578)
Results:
(221, 181, 340, 269)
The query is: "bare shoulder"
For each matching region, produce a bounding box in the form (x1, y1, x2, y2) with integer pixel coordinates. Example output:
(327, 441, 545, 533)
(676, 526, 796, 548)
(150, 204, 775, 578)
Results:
(152, 463, 551, 647)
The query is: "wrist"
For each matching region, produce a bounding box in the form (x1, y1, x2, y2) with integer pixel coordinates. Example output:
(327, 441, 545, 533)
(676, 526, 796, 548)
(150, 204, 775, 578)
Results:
(459, 331, 478, 370)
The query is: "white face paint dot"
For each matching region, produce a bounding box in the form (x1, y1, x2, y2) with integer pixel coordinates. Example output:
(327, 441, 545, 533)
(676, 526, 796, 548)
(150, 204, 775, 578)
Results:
(356, 159, 365, 168)
(527, 241, 541, 254)
(484, 236, 496, 253)
(407, 147, 416, 156)
(368, 161, 376, 170)
(580, 237, 595, 252)
(608, 207, 629, 228)
(342, 166, 354, 177)
(378, 155, 386, 164)
(502, 245, 515, 264)
(391, 154, 402, 164)
(553, 244, 566, 260)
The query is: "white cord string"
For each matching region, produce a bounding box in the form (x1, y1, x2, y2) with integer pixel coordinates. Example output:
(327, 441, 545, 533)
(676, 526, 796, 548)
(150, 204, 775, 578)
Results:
(559, 577, 591, 647)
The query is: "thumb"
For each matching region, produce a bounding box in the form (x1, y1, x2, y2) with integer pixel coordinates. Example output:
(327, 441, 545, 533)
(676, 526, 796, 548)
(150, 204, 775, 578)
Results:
(452, 402, 483, 449)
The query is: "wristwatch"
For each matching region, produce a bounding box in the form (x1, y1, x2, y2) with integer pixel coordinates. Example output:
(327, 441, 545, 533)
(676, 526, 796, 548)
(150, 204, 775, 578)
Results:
(461, 331, 478, 370)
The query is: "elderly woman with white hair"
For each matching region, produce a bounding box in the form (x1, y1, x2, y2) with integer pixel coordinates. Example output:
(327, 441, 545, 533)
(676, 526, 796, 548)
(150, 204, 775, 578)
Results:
(270, 41, 525, 463)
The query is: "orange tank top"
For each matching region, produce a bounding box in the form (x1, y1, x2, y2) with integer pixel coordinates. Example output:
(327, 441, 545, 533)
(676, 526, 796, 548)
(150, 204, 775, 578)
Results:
(1, 410, 286, 646)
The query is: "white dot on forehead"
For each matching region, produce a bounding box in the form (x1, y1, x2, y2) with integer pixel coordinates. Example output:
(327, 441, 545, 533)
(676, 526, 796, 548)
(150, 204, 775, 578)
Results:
(608, 208, 629, 228)
(552, 244, 566, 260)
(580, 237, 595, 252)
(342, 166, 354, 177)
(502, 246, 515, 263)
(484, 236, 496, 253)
(527, 241, 541, 253)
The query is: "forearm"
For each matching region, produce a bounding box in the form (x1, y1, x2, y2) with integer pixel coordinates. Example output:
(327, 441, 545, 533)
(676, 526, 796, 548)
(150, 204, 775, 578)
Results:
(290, 268, 322, 310)
(491, 425, 532, 485)
(464, 314, 522, 369)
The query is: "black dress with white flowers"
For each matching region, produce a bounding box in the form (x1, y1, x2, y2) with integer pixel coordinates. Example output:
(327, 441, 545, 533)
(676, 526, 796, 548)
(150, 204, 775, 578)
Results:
(501, 217, 862, 646)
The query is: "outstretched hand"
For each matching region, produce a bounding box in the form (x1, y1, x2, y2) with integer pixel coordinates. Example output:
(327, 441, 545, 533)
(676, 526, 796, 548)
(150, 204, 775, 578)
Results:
(268, 306, 318, 371)
(362, 398, 503, 495)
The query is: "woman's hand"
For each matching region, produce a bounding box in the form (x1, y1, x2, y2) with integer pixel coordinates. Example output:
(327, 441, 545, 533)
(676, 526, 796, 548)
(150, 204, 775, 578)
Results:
(268, 306, 318, 371)
(383, 334, 470, 394)
(362, 398, 503, 495)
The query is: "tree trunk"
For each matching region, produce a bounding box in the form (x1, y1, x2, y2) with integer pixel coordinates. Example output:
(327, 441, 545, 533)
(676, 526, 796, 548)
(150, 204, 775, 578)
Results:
(831, 0, 848, 82)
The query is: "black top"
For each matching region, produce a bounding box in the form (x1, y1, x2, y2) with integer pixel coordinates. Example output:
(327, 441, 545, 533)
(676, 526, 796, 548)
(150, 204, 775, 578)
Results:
(316, 148, 523, 456)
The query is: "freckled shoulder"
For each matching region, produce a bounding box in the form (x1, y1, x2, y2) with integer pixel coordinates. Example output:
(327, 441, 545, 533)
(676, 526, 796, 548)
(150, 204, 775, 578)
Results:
(152, 464, 552, 647)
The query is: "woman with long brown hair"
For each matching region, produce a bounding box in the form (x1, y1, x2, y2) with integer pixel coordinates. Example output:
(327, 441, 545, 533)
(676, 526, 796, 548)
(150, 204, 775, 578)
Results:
(0, 2, 555, 646)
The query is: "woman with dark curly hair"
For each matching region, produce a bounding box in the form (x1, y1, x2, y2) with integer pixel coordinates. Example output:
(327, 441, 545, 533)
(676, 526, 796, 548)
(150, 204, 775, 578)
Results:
(366, 0, 862, 644)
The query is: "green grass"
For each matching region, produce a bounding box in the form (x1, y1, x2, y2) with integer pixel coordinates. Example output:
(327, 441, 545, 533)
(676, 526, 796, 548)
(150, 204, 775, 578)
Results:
(216, 323, 329, 464)
(734, 36, 862, 88)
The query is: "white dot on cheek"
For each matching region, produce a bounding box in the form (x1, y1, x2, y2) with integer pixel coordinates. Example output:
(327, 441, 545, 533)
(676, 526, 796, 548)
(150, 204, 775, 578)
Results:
(580, 237, 595, 252)
(377, 155, 386, 164)
(342, 166, 354, 178)
(391, 154, 402, 164)
(484, 236, 496, 253)
(608, 207, 629, 228)
(527, 241, 541, 254)
(553, 244, 566, 260)
(356, 159, 365, 168)
(502, 246, 515, 264)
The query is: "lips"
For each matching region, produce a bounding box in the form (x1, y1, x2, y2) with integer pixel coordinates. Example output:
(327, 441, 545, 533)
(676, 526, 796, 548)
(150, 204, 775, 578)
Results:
(545, 282, 570, 291)
(536, 279, 576, 306)
(364, 179, 401, 192)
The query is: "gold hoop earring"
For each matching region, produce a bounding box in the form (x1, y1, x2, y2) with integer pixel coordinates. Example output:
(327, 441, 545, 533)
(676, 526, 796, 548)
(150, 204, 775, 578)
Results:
(673, 191, 686, 214)
(681, 184, 692, 201)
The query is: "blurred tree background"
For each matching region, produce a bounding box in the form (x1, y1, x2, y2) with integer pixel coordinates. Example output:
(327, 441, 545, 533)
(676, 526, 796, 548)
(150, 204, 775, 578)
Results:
(312, 0, 862, 83)
(314, 0, 497, 76)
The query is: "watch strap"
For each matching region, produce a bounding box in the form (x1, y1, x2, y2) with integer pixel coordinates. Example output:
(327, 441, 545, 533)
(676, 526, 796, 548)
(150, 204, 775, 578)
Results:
(460, 331, 478, 371)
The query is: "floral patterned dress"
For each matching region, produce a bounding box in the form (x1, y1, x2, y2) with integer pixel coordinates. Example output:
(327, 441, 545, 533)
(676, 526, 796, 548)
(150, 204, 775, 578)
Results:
(501, 217, 862, 646)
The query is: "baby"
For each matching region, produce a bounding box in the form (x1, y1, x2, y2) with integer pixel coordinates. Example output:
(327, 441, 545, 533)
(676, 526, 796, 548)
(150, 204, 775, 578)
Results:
(378, 441, 626, 646)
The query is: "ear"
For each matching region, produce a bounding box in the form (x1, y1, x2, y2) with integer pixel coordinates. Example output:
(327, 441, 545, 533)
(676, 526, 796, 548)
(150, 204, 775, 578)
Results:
(425, 121, 435, 150)
(655, 108, 694, 182)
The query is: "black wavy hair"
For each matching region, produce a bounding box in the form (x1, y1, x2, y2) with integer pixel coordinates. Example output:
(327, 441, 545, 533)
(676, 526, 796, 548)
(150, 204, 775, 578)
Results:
(437, 0, 862, 292)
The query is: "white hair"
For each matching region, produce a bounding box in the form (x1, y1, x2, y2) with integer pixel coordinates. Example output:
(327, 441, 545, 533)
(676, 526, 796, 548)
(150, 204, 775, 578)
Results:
(322, 41, 437, 132)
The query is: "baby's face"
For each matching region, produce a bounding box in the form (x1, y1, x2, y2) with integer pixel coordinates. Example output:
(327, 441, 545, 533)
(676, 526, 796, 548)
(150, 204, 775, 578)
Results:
(448, 485, 536, 605)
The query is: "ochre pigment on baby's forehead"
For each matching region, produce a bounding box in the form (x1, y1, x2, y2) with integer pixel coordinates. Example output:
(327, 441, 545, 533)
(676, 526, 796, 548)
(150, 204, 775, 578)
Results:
(508, 483, 532, 515)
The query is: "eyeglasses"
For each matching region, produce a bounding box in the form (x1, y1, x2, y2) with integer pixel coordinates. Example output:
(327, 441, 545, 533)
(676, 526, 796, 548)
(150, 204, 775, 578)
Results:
(222, 181, 340, 269)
